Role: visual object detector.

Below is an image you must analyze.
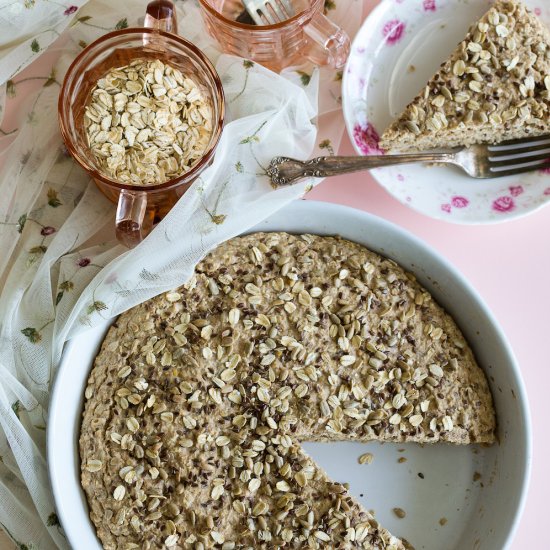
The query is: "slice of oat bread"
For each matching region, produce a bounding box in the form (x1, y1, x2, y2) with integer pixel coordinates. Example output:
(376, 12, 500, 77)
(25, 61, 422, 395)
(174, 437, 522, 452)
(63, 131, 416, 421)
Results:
(380, 0, 550, 152)
(80, 232, 495, 549)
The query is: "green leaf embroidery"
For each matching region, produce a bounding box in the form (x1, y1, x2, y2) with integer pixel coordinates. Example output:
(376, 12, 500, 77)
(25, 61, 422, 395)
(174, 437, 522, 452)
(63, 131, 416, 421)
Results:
(324, 0, 336, 12)
(235, 161, 244, 173)
(77, 15, 92, 23)
(24, 0, 35, 8)
(6, 80, 16, 98)
(86, 301, 108, 315)
(297, 71, 311, 86)
(334, 70, 343, 82)
(230, 62, 254, 104)
(55, 292, 64, 306)
(29, 245, 47, 254)
(59, 280, 74, 291)
(47, 188, 62, 207)
(11, 400, 22, 419)
(139, 268, 160, 281)
(237, 120, 269, 172)
(78, 39, 88, 49)
(239, 135, 260, 145)
(43, 69, 57, 87)
(114, 288, 133, 297)
(17, 214, 27, 233)
(319, 139, 335, 156)
(201, 178, 229, 225)
(30, 39, 40, 53)
(46, 513, 60, 527)
(115, 18, 128, 29)
(21, 327, 41, 343)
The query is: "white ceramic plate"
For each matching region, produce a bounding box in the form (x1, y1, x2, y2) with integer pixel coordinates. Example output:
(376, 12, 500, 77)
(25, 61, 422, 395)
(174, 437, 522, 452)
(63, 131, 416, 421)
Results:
(48, 201, 531, 549)
(342, 0, 550, 224)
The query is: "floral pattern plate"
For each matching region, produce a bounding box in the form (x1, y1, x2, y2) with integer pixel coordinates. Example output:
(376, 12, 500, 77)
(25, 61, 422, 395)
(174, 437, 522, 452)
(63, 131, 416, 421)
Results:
(342, 0, 550, 224)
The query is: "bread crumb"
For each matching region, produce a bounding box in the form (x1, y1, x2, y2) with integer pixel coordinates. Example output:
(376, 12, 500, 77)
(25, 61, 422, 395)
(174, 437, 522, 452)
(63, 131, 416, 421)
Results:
(393, 507, 406, 519)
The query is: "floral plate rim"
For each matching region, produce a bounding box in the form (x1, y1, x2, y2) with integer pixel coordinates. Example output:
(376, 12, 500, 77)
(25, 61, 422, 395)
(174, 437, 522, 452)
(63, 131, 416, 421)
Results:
(342, 0, 550, 225)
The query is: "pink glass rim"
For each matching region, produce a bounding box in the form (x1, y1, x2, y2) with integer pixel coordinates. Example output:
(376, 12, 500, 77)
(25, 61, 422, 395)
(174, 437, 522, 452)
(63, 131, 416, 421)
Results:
(198, 0, 322, 30)
(58, 27, 225, 193)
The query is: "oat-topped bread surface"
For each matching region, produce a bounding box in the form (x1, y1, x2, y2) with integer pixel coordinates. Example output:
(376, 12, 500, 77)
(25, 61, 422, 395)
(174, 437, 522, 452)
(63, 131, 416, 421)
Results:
(380, 0, 550, 152)
(80, 232, 496, 550)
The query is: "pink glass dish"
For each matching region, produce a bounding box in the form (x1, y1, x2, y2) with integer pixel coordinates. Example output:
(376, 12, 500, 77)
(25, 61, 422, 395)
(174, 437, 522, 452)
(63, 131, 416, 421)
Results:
(59, 1, 225, 247)
(199, 0, 350, 71)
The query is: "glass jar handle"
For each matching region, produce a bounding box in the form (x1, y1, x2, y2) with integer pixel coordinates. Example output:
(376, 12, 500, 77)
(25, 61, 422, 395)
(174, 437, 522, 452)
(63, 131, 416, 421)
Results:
(115, 190, 154, 248)
(303, 13, 350, 69)
(144, 0, 178, 33)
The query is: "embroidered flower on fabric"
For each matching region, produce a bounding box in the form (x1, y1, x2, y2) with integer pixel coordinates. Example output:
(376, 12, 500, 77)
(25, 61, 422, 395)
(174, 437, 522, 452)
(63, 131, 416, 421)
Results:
(40, 226, 56, 236)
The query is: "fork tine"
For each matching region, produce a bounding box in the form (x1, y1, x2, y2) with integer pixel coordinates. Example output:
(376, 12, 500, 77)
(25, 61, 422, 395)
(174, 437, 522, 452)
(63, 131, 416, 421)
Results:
(488, 141, 550, 158)
(278, 0, 295, 17)
(266, 0, 287, 22)
(488, 134, 550, 148)
(244, 2, 268, 25)
(490, 152, 550, 168)
(488, 161, 550, 178)
(258, 6, 277, 24)
(251, 11, 268, 25)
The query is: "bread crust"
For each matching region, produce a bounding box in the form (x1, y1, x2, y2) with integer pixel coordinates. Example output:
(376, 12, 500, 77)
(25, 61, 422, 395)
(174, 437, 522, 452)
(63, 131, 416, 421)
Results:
(80, 233, 496, 549)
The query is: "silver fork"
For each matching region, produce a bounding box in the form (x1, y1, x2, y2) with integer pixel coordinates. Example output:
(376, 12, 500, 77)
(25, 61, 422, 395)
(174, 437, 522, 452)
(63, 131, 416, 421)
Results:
(268, 135, 550, 186)
(242, 0, 295, 25)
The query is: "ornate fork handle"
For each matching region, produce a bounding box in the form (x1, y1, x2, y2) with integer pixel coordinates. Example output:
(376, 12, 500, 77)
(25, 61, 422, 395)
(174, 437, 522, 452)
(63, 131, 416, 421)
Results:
(268, 152, 457, 187)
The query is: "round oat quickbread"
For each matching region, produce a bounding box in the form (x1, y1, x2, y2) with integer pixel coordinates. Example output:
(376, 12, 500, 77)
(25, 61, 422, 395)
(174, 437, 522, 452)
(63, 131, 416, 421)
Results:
(80, 232, 496, 550)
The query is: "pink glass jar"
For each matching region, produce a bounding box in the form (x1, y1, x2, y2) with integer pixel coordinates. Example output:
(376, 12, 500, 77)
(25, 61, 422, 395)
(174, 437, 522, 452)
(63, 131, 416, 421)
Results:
(59, 1, 225, 247)
(199, 0, 350, 72)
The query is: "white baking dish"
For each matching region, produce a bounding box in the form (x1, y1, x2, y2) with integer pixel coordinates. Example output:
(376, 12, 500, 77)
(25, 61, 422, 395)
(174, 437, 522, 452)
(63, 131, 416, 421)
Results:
(48, 200, 531, 549)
